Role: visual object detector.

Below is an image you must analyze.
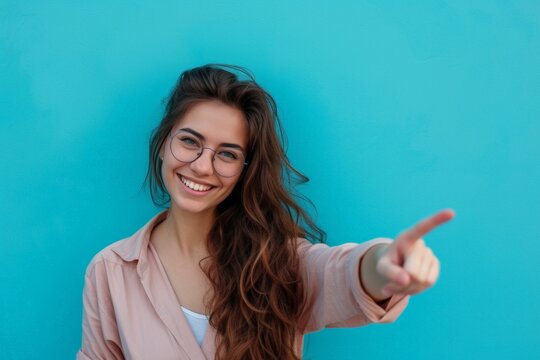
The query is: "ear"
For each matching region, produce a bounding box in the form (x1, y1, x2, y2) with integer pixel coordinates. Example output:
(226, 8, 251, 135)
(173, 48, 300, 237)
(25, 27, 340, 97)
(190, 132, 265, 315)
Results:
(159, 142, 165, 161)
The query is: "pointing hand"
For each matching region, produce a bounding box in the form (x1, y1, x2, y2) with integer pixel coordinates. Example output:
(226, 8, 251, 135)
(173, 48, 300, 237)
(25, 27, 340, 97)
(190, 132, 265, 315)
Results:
(375, 209, 455, 297)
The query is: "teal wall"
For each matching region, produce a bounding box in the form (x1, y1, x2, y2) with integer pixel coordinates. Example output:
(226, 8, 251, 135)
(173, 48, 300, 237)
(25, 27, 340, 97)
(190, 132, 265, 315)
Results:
(1, 1, 539, 358)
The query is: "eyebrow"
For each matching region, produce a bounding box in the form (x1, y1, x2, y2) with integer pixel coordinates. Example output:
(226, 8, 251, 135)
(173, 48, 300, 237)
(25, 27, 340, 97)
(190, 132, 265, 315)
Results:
(179, 127, 246, 152)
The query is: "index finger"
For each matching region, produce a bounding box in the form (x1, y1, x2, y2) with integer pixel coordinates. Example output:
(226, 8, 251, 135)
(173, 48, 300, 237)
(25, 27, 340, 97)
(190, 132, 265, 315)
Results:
(396, 208, 455, 246)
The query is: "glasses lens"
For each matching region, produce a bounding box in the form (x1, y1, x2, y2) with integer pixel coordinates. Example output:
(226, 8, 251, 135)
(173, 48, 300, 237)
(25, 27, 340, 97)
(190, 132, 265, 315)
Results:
(170, 131, 202, 163)
(213, 149, 245, 177)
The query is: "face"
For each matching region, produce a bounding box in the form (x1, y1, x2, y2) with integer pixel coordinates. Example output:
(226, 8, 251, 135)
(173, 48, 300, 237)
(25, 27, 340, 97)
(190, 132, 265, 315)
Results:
(160, 100, 248, 217)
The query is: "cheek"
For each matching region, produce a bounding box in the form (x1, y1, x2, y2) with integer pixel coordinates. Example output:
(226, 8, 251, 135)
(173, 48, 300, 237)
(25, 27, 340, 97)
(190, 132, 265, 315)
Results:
(160, 160, 178, 191)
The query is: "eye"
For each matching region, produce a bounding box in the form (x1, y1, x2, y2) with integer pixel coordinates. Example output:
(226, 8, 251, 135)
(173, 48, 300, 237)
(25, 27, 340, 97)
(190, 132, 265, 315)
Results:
(178, 136, 200, 148)
(218, 150, 239, 160)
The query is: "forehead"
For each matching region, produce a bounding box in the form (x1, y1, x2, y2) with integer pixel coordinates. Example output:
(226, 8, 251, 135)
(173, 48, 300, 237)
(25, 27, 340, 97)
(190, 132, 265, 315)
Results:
(173, 101, 248, 147)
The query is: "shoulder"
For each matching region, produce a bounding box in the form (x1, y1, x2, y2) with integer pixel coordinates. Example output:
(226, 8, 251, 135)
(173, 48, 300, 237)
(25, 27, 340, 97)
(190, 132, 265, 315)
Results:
(90, 237, 133, 265)
(83, 210, 166, 279)
(83, 238, 133, 279)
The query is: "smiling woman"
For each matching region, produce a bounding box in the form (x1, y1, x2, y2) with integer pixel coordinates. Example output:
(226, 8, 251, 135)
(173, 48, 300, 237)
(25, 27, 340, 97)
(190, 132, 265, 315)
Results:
(76, 64, 453, 360)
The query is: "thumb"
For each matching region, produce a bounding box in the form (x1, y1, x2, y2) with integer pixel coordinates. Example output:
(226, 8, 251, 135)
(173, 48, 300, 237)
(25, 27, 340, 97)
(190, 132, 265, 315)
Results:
(376, 251, 411, 287)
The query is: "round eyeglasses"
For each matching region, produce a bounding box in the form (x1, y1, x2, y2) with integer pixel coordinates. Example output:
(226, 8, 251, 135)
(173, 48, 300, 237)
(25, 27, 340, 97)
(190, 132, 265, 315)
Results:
(168, 129, 248, 178)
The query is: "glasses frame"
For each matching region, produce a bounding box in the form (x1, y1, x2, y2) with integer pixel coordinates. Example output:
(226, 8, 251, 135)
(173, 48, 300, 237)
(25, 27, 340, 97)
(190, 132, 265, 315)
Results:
(167, 130, 249, 178)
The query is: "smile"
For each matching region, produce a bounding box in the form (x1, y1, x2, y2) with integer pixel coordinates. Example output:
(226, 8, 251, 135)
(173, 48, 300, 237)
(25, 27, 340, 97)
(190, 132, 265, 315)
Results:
(178, 175, 214, 192)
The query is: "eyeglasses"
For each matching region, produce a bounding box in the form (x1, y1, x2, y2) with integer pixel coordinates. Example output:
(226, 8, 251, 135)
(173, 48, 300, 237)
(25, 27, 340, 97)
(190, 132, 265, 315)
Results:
(168, 129, 248, 177)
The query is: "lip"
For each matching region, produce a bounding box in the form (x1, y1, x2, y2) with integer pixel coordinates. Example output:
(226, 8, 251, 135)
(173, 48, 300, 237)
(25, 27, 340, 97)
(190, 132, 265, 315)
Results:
(177, 174, 216, 195)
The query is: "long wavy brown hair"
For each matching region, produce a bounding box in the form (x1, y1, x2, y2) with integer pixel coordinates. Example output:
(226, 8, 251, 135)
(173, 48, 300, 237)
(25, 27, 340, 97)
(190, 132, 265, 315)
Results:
(144, 64, 325, 359)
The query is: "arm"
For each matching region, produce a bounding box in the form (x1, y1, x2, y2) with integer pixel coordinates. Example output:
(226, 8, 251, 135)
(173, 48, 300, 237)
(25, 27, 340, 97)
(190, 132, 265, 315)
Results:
(77, 260, 124, 360)
(297, 238, 410, 334)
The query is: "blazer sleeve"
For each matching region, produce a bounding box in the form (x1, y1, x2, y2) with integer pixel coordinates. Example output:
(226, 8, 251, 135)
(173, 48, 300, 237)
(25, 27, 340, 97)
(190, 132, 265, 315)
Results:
(297, 237, 410, 334)
(76, 257, 125, 360)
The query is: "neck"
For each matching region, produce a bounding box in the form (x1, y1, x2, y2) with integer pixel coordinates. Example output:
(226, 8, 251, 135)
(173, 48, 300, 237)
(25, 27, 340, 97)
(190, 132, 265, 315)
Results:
(161, 204, 214, 258)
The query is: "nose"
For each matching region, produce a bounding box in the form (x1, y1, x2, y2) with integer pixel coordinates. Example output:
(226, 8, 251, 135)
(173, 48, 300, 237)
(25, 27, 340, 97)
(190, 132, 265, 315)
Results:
(189, 147, 215, 176)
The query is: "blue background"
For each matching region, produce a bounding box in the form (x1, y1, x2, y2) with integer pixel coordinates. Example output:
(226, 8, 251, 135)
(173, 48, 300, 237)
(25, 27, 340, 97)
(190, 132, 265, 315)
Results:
(1, 1, 539, 359)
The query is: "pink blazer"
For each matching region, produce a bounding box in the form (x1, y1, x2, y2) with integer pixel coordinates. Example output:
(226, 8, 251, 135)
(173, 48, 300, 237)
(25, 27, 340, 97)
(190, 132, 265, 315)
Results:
(77, 210, 409, 359)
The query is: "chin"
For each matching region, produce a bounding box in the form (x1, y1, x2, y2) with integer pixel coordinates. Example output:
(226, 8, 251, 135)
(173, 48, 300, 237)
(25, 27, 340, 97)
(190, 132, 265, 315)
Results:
(171, 199, 216, 215)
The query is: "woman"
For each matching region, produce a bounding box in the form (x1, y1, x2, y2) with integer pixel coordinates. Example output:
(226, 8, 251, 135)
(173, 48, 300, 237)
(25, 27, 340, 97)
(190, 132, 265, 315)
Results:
(77, 64, 454, 360)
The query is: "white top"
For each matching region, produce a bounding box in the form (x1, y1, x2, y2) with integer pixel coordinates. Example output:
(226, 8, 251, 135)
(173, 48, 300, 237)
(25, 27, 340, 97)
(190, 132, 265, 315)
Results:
(180, 306, 209, 346)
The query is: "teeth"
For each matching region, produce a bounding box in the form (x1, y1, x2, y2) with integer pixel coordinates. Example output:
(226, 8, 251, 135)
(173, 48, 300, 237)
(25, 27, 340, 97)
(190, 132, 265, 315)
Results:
(180, 176, 212, 192)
